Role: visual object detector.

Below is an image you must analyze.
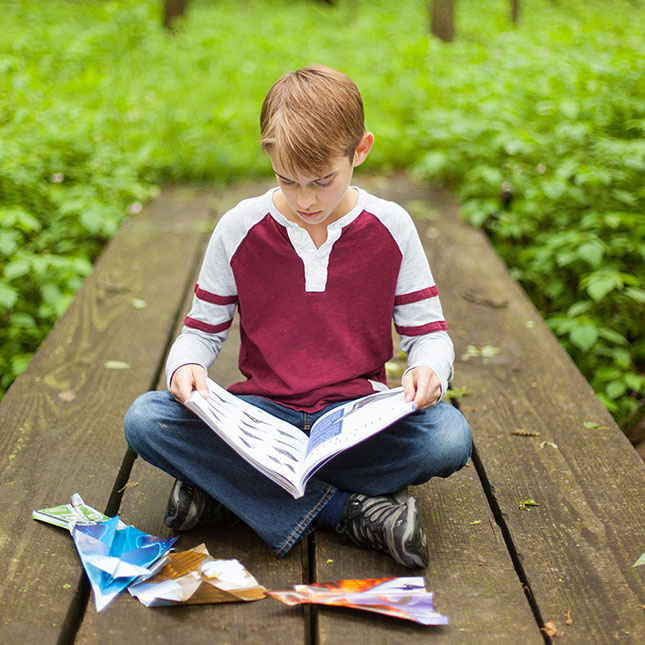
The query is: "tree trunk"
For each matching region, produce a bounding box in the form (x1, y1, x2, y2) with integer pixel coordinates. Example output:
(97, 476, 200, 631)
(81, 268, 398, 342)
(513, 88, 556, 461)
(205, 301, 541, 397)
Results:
(163, 0, 190, 30)
(511, 0, 520, 24)
(431, 0, 454, 43)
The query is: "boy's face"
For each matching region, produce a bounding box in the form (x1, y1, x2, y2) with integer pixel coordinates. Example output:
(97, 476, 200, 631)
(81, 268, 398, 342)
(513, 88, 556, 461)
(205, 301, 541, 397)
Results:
(270, 132, 373, 232)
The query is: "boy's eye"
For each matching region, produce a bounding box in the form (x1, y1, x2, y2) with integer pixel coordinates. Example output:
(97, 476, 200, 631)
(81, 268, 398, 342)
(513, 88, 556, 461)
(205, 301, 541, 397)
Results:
(314, 179, 333, 188)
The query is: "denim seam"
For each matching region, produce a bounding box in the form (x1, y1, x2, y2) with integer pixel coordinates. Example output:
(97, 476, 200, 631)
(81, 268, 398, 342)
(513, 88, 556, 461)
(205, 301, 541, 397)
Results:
(275, 484, 335, 557)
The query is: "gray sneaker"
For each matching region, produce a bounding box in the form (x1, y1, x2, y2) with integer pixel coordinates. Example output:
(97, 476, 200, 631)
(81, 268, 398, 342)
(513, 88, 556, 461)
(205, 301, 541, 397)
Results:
(337, 492, 429, 568)
(164, 479, 214, 531)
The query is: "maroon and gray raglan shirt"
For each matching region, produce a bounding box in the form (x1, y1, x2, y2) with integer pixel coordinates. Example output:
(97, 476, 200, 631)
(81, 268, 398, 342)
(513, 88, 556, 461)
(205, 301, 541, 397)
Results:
(166, 187, 454, 412)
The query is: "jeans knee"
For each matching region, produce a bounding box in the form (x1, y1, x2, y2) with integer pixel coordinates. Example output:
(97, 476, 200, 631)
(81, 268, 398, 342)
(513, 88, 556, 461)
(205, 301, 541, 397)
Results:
(124, 391, 159, 452)
(443, 409, 472, 471)
(414, 403, 472, 480)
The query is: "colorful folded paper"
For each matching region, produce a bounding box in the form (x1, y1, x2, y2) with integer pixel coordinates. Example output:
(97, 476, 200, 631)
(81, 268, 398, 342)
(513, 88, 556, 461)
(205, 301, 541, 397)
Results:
(128, 543, 267, 607)
(268, 577, 448, 625)
(32, 493, 110, 530)
(72, 516, 177, 611)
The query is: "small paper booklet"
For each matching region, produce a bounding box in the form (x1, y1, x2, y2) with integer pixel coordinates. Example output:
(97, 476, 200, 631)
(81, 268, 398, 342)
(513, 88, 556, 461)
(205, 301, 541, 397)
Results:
(185, 378, 415, 499)
(32, 493, 109, 531)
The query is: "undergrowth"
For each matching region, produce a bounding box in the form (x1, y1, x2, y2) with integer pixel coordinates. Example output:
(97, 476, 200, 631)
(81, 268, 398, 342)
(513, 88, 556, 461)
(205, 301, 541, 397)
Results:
(1, 0, 643, 429)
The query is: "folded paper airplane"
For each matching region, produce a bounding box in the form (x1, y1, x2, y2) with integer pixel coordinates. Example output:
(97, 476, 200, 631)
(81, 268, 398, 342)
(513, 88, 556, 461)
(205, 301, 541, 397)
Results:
(268, 577, 448, 625)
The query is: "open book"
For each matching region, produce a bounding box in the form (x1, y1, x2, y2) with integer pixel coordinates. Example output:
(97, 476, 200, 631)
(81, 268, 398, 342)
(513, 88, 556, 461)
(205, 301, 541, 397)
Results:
(184, 378, 415, 499)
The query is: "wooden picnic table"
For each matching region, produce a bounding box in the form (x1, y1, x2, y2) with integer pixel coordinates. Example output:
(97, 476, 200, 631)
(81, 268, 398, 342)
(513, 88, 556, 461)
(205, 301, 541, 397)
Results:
(0, 175, 643, 644)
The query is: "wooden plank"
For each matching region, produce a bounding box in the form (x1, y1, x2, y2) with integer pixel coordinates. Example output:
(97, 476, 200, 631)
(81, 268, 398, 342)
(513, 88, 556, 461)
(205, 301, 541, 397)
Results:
(75, 465, 305, 644)
(314, 467, 542, 643)
(0, 187, 213, 643)
(393, 177, 645, 641)
(312, 175, 542, 643)
(75, 180, 306, 643)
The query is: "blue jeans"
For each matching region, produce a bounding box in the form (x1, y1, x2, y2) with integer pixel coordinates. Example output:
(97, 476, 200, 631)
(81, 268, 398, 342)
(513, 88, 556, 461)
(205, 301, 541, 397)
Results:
(124, 391, 471, 556)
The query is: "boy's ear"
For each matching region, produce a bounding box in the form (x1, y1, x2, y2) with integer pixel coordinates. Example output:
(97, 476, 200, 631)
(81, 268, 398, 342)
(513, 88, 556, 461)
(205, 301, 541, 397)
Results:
(353, 132, 374, 167)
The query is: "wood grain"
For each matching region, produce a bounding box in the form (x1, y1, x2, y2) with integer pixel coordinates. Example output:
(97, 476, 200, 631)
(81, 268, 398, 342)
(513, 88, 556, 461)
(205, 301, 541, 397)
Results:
(75, 180, 306, 644)
(0, 187, 213, 643)
(389, 175, 645, 642)
(314, 466, 543, 643)
(4, 175, 644, 643)
(313, 176, 542, 643)
(75, 459, 305, 644)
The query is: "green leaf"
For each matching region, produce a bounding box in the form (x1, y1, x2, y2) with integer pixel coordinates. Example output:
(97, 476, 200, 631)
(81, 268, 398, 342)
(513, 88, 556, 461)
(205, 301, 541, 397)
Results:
(560, 99, 579, 119)
(597, 328, 628, 346)
(624, 373, 645, 392)
(611, 189, 636, 205)
(0, 207, 42, 233)
(586, 275, 619, 302)
(79, 210, 106, 235)
(569, 324, 599, 352)
(4, 259, 31, 280)
(583, 420, 610, 430)
(567, 301, 592, 317)
(605, 380, 627, 399)
(130, 297, 148, 310)
(542, 180, 567, 200)
(0, 230, 20, 256)
(9, 312, 37, 329)
(10, 354, 31, 378)
(596, 393, 619, 414)
(604, 213, 622, 229)
(104, 360, 130, 370)
(625, 287, 645, 304)
(40, 283, 62, 306)
(418, 151, 449, 175)
(480, 345, 501, 358)
(577, 241, 604, 267)
(633, 553, 645, 567)
(0, 283, 18, 309)
(556, 250, 578, 267)
(610, 348, 631, 369)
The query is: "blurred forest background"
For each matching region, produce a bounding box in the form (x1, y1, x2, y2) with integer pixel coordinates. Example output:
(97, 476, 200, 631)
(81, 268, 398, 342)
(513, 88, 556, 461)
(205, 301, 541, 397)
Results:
(1, 0, 643, 445)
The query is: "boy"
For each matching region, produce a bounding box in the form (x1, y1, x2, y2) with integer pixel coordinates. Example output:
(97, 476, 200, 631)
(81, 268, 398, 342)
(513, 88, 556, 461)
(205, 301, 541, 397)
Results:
(125, 65, 471, 569)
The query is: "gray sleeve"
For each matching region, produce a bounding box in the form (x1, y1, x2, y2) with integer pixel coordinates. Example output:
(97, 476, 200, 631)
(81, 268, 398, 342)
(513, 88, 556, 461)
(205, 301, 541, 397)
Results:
(165, 215, 239, 390)
(391, 206, 455, 398)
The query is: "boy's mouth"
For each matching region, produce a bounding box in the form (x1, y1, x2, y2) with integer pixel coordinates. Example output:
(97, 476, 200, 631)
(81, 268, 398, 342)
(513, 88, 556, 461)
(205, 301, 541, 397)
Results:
(298, 210, 322, 219)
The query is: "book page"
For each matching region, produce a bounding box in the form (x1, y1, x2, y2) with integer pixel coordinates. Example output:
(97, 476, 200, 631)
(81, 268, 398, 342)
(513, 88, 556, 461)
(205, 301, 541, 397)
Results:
(186, 379, 309, 490)
(299, 387, 414, 487)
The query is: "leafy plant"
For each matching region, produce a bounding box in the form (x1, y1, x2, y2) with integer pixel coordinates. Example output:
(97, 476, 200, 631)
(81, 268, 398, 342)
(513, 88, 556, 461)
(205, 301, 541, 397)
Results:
(1, 0, 643, 431)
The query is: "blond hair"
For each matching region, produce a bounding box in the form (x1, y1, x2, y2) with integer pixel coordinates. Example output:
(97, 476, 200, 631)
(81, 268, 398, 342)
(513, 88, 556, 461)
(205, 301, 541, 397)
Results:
(260, 65, 365, 176)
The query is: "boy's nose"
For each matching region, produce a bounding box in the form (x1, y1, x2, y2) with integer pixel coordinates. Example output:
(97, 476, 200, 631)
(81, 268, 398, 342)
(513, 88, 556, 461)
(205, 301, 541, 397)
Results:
(296, 190, 316, 210)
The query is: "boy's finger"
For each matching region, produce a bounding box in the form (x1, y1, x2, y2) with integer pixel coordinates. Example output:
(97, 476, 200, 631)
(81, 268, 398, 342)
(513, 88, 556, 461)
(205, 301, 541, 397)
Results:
(412, 372, 430, 407)
(193, 366, 209, 398)
(402, 372, 416, 403)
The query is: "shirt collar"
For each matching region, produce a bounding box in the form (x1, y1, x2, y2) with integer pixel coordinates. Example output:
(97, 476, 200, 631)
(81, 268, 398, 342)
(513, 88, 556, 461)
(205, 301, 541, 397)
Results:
(264, 186, 366, 231)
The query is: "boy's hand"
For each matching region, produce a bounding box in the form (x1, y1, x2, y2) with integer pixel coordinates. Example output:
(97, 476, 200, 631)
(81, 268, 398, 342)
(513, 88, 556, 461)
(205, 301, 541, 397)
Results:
(170, 364, 209, 404)
(402, 366, 441, 410)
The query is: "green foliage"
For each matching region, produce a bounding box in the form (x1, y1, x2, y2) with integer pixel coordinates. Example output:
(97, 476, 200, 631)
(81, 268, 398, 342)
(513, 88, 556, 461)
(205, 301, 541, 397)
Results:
(404, 1, 645, 426)
(1, 0, 643, 427)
